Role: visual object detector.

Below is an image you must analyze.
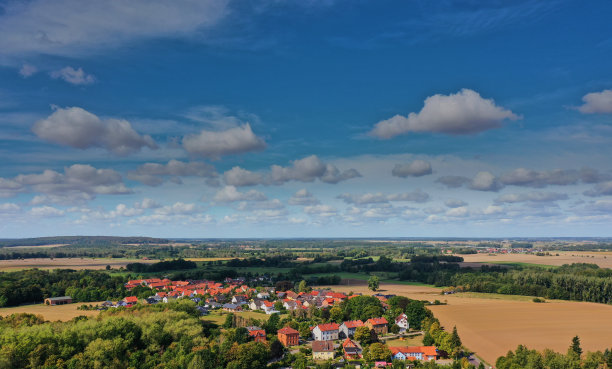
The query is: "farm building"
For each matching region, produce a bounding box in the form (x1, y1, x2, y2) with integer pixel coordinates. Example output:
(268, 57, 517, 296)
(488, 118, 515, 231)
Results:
(44, 296, 72, 305)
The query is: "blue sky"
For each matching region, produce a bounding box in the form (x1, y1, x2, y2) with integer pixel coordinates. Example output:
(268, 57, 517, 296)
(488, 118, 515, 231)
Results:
(1, 0, 612, 238)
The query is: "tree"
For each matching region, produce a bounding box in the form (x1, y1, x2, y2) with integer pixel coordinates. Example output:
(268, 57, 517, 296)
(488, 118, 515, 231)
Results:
(570, 335, 583, 357)
(298, 280, 309, 293)
(368, 276, 380, 291)
(366, 342, 391, 362)
(354, 326, 372, 345)
(223, 313, 234, 329)
(450, 326, 462, 349)
(265, 313, 280, 334)
(299, 323, 312, 339)
(330, 306, 344, 323)
(390, 323, 400, 334)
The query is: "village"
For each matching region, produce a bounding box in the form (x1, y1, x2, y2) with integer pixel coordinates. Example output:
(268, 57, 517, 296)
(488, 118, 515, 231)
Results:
(69, 277, 442, 367)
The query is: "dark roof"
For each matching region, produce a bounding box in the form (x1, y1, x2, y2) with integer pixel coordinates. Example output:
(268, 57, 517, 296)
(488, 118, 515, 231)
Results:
(46, 296, 72, 301)
(312, 340, 335, 352)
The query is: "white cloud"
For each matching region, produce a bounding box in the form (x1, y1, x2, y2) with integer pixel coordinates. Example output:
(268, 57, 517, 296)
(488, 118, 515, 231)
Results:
(446, 206, 469, 217)
(1, 164, 130, 204)
(577, 89, 612, 114)
(183, 123, 266, 159)
(304, 204, 338, 217)
(128, 160, 217, 186)
(50, 66, 95, 85)
(392, 159, 432, 177)
(223, 166, 265, 187)
(0, 0, 229, 59)
(482, 205, 504, 215)
(370, 89, 520, 138)
(236, 199, 284, 211)
(584, 181, 612, 197)
(495, 191, 569, 204)
(19, 63, 37, 77)
(445, 199, 467, 208)
(155, 202, 198, 215)
(33, 107, 157, 155)
(288, 189, 320, 206)
(338, 190, 429, 205)
(135, 198, 161, 209)
(213, 186, 267, 203)
(30, 206, 65, 217)
(0, 203, 21, 212)
(270, 155, 361, 184)
(470, 171, 503, 192)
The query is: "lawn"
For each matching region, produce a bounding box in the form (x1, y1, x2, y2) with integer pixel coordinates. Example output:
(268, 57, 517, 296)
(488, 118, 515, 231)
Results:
(383, 334, 424, 347)
(0, 302, 102, 321)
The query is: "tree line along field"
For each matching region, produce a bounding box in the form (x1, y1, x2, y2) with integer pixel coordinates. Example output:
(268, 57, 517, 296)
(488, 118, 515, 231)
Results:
(321, 282, 612, 366)
(459, 251, 612, 269)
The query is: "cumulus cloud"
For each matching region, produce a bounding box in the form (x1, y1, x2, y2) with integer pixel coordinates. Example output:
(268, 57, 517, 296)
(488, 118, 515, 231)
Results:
(304, 204, 338, 217)
(370, 89, 520, 139)
(445, 199, 467, 208)
(470, 171, 503, 192)
(154, 202, 198, 215)
(50, 66, 95, 85)
(0, 0, 229, 58)
(135, 198, 161, 209)
(0, 203, 21, 212)
(30, 206, 65, 217)
(270, 155, 361, 184)
(223, 166, 265, 187)
(584, 181, 612, 197)
(392, 160, 432, 177)
(19, 63, 37, 77)
(183, 123, 265, 159)
(0, 164, 130, 204)
(577, 89, 612, 114)
(213, 186, 267, 203)
(495, 191, 569, 204)
(128, 160, 217, 186)
(436, 175, 471, 188)
(338, 190, 429, 205)
(446, 206, 469, 217)
(236, 199, 284, 211)
(33, 107, 157, 155)
(499, 167, 609, 188)
(288, 189, 320, 206)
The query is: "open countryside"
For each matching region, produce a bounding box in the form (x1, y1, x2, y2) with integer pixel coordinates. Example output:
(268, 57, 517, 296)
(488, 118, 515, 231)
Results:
(459, 251, 612, 269)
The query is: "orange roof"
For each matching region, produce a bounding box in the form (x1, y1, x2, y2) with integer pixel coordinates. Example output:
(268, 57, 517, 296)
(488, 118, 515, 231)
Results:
(316, 323, 339, 332)
(367, 317, 388, 326)
(343, 320, 364, 329)
(124, 296, 138, 303)
(278, 327, 299, 335)
(389, 346, 437, 357)
(342, 338, 358, 348)
(248, 329, 266, 337)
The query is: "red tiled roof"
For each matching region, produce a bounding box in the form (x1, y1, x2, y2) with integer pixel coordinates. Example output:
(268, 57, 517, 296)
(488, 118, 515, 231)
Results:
(343, 320, 364, 329)
(312, 340, 335, 352)
(390, 346, 437, 357)
(316, 323, 339, 332)
(124, 296, 138, 303)
(367, 317, 388, 326)
(278, 327, 299, 335)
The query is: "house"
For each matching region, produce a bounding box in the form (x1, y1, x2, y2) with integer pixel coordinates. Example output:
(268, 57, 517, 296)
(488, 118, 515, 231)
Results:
(196, 306, 209, 316)
(390, 346, 438, 362)
(342, 338, 362, 360)
(249, 299, 264, 311)
(312, 323, 339, 341)
(222, 303, 242, 312)
(232, 295, 247, 305)
(44, 296, 72, 305)
(312, 340, 335, 361)
(277, 327, 300, 347)
(256, 292, 270, 299)
(123, 296, 138, 305)
(339, 320, 364, 338)
(395, 313, 409, 333)
(246, 326, 267, 342)
(206, 302, 222, 310)
(366, 317, 388, 335)
(261, 300, 276, 313)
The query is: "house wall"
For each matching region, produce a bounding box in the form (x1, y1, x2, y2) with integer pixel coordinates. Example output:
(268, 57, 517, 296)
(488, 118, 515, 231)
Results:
(313, 351, 334, 361)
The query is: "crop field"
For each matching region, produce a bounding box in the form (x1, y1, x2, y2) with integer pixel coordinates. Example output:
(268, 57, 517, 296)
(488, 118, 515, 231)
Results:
(459, 251, 612, 269)
(0, 302, 102, 321)
(321, 283, 612, 365)
(0, 257, 157, 271)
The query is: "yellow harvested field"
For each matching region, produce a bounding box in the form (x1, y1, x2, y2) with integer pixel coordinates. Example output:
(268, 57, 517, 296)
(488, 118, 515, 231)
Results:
(0, 302, 102, 321)
(319, 283, 612, 366)
(0, 257, 157, 271)
(459, 251, 612, 268)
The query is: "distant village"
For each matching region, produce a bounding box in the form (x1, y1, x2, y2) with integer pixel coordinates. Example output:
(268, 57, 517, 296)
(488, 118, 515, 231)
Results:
(71, 277, 440, 366)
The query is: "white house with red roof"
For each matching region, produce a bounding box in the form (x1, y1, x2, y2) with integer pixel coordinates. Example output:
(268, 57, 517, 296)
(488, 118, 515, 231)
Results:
(339, 320, 364, 338)
(389, 346, 438, 362)
(395, 313, 409, 333)
(312, 323, 340, 341)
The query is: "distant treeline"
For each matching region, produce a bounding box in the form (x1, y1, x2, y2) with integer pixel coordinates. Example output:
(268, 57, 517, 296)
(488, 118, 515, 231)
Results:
(453, 263, 612, 304)
(126, 259, 197, 273)
(0, 236, 169, 248)
(0, 269, 127, 307)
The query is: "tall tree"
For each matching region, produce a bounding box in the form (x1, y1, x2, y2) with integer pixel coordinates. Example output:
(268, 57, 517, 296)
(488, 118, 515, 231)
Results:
(368, 276, 380, 291)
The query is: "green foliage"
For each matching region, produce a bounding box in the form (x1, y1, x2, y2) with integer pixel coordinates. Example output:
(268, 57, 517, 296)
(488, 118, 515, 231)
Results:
(495, 340, 612, 369)
(126, 258, 196, 273)
(364, 342, 391, 362)
(340, 295, 383, 321)
(368, 275, 380, 291)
